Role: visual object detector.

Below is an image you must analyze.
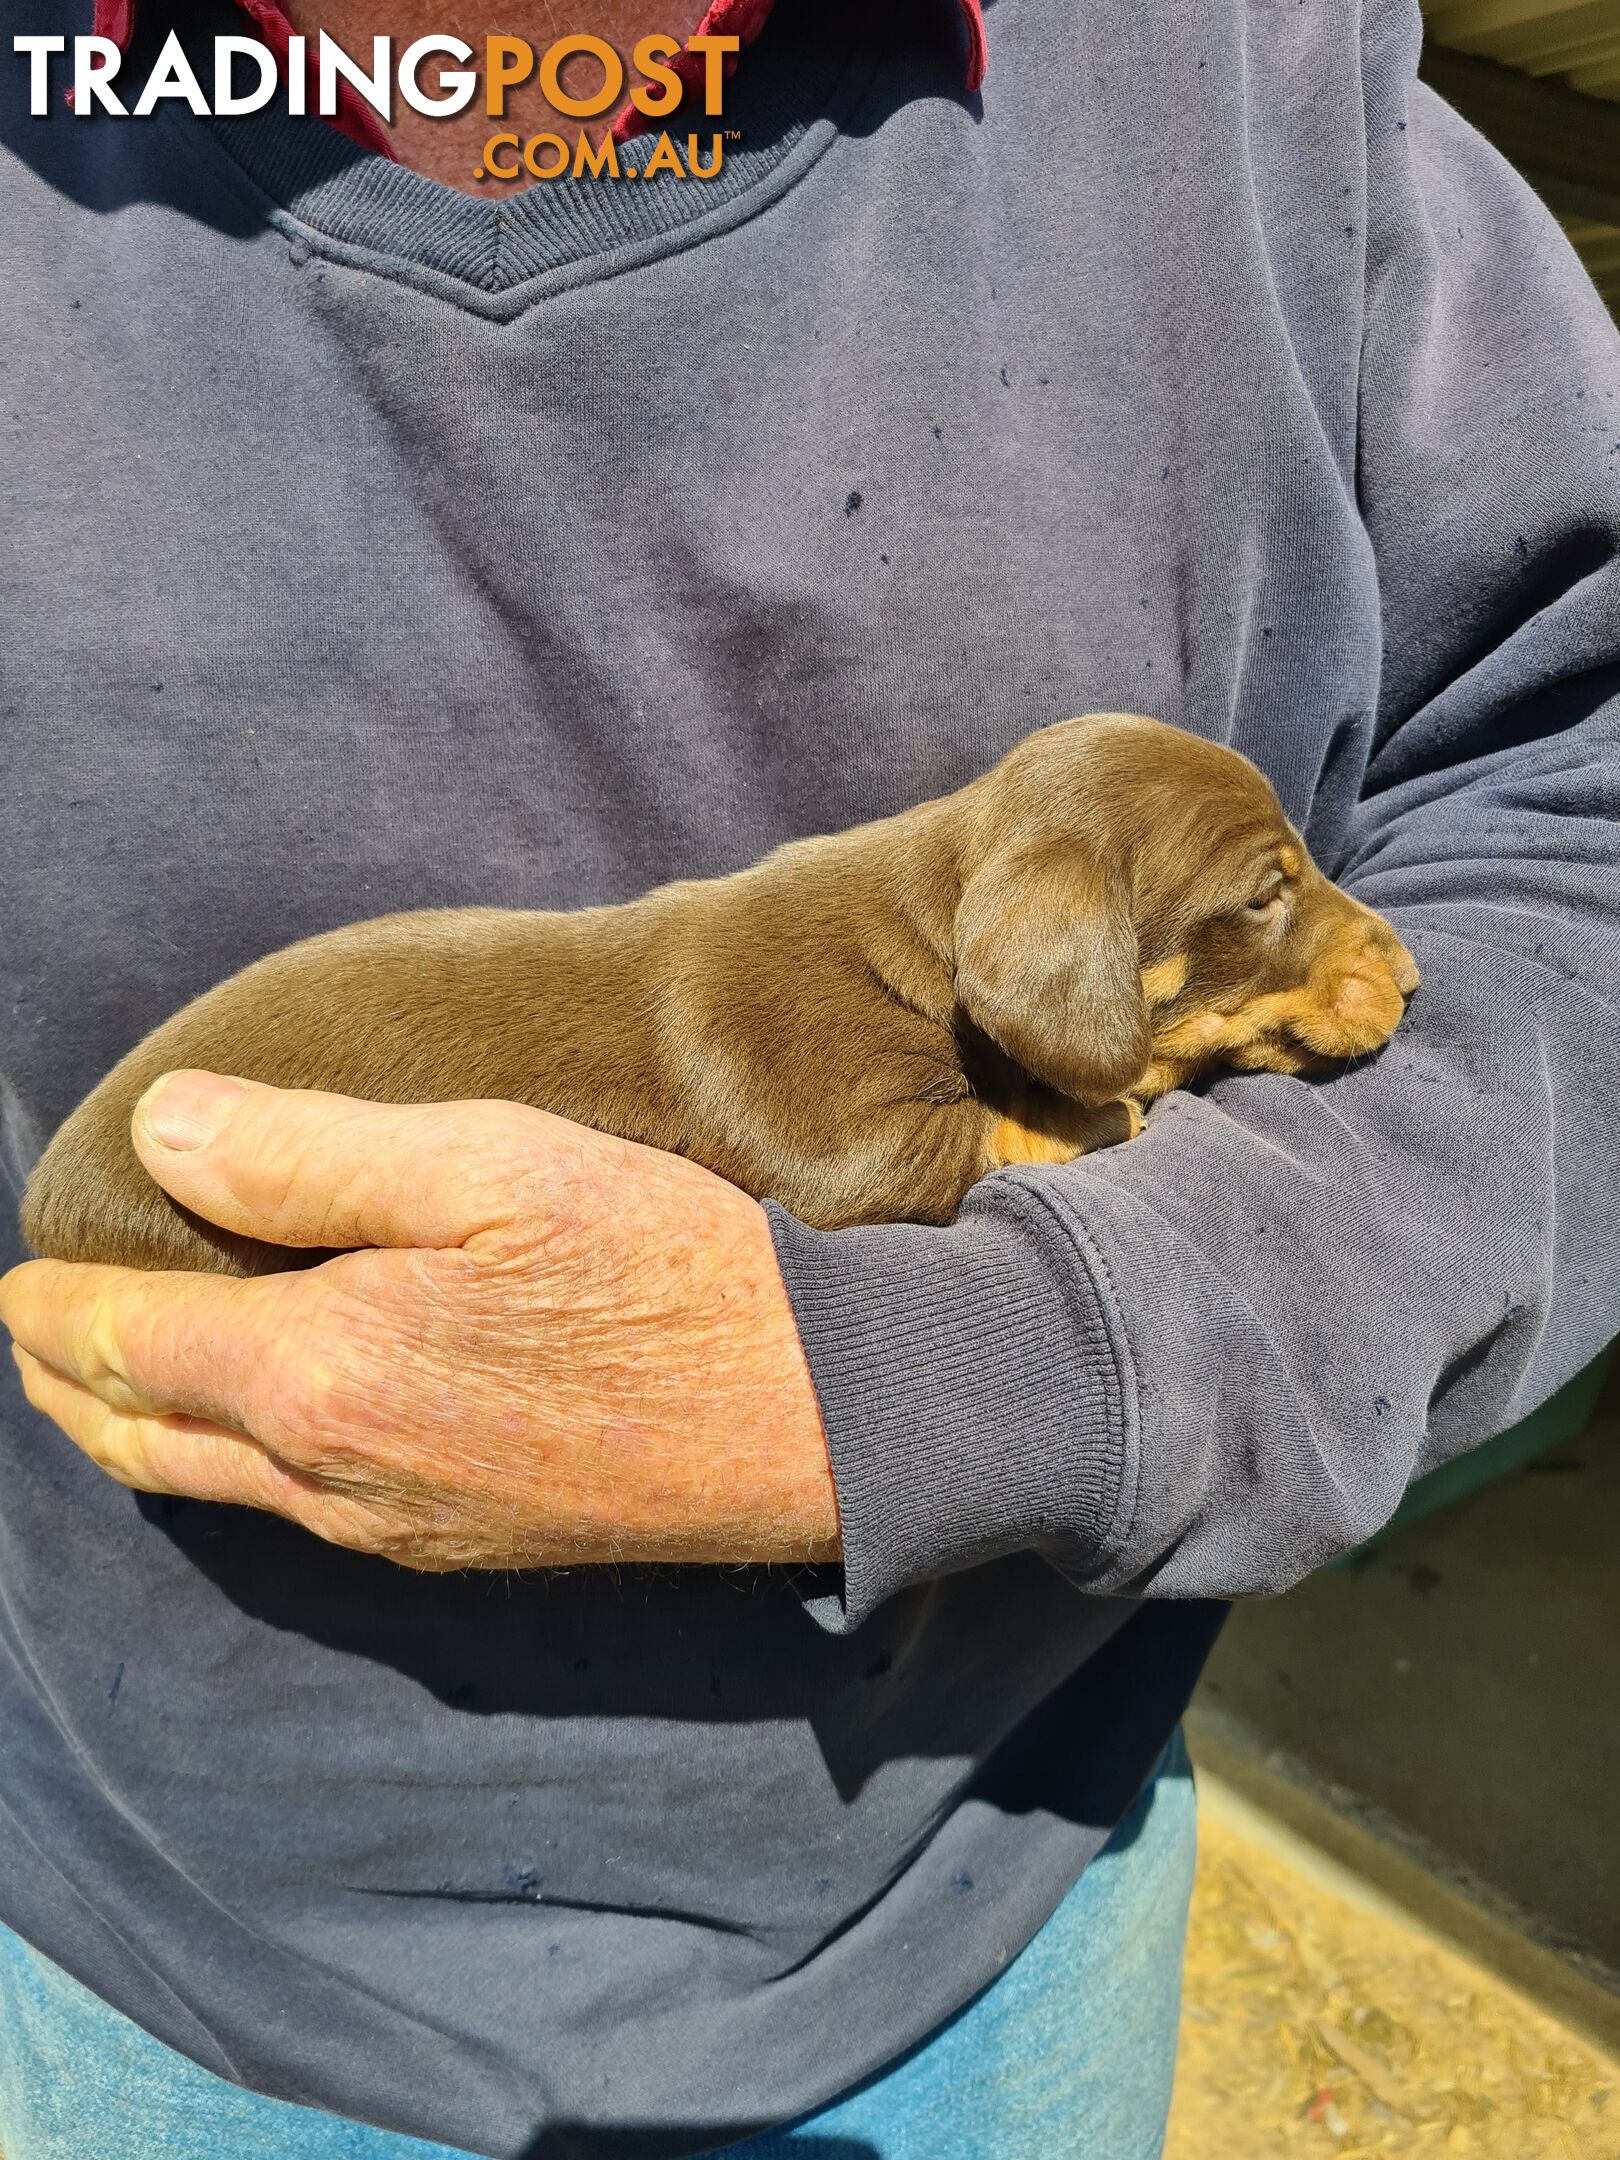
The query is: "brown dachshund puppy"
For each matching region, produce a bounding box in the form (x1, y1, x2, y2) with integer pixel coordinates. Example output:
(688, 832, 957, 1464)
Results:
(22, 714, 1418, 1277)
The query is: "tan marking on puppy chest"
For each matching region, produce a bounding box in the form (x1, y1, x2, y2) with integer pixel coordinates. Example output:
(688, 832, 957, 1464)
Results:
(1140, 955, 1190, 1006)
(1153, 1009, 1228, 1061)
(1131, 1059, 1184, 1105)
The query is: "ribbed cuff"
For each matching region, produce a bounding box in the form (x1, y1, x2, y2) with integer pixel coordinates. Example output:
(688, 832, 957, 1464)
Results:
(765, 1179, 1133, 1631)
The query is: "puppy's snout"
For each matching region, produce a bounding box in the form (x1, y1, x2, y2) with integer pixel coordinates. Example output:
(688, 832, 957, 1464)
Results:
(1318, 917, 1418, 1052)
(1389, 942, 1421, 999)
(1332, 969, 1390, 1025)
(1333, 937, 1416, 1009)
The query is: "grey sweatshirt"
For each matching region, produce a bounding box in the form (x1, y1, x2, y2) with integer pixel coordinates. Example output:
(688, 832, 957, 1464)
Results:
(2, 0, 1618, 2152)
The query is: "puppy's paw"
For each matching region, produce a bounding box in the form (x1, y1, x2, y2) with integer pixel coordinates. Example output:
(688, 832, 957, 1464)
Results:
(987, 1092, 1139, 1170)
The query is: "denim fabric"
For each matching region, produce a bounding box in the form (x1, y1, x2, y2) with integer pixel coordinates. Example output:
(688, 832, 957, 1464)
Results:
(0, 1739, 1194, 2160)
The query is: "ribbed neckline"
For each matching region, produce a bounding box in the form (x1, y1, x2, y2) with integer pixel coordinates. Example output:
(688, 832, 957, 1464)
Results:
(153, 0, 881, 314)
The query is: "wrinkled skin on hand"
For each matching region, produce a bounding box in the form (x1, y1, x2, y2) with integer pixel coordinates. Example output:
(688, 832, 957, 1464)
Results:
(0, 1074, 840, 1570)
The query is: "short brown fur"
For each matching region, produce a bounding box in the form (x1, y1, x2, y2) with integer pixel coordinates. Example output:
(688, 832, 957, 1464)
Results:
(22, 715, 1419, 1277)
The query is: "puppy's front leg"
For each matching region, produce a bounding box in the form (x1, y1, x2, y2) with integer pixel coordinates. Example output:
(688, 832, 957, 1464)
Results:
(984, 1089, 1142, 1173)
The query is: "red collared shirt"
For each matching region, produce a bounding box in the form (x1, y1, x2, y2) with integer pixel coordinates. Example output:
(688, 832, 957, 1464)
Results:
(88, 0, 988, 157)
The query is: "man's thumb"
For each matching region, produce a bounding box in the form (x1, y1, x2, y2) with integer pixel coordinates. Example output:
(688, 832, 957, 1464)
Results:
(131, 1073, 534, 1253)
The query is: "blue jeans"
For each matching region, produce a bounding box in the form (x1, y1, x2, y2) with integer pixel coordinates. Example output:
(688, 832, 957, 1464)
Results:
(0, 1734, 1194, 2160)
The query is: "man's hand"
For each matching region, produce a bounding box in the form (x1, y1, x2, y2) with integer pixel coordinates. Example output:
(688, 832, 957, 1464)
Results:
(0, 1073, 841, 1569)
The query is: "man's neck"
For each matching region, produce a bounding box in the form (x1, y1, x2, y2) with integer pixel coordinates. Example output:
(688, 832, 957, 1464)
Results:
(281, 2, 711, 194)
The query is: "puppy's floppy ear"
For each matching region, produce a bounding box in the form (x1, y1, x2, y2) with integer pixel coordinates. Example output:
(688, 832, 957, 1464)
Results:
(954, 842, 1151, 1107)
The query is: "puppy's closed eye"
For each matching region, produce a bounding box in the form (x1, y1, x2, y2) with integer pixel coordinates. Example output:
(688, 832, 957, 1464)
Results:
(1240, 844, 1302, 922)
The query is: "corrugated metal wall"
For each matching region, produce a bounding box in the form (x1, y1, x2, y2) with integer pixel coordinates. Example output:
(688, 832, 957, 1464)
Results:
(1425, 0, 1620, 97)
(1419, 0, 1620, 309)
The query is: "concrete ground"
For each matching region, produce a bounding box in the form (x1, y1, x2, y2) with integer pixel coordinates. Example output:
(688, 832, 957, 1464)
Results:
(1167, 1360, 1620, 2153)
(1192, 1366, 1620, 1984)
(1166, 1781, 1617, 2159)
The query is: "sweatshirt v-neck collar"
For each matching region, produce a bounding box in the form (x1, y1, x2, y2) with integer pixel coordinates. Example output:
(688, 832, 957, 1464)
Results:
(138, 0, 972, 315)
(94, 0, 988, 153)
